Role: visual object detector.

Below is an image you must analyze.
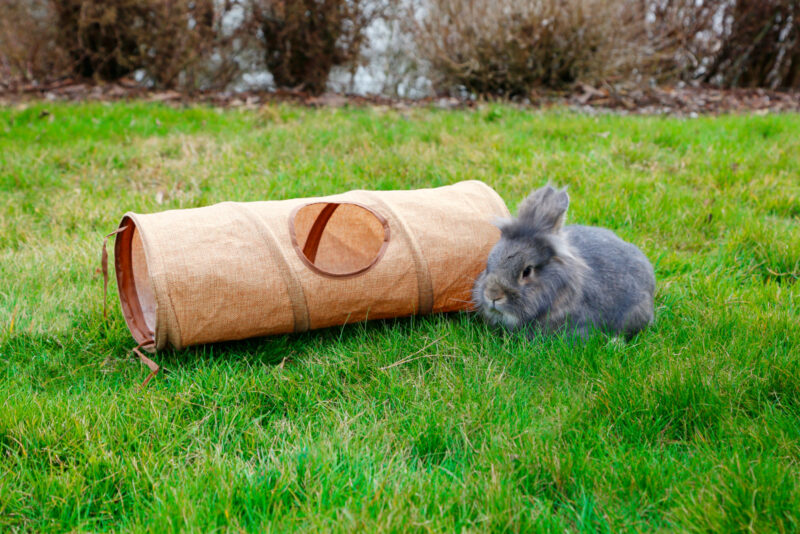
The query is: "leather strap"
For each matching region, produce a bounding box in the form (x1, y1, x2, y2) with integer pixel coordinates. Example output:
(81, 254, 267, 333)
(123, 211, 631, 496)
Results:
(132, 340, 159, 388)
(303, 203, 339, 263)
(235, 204, 311, 333)
(365, 193, 433, 315)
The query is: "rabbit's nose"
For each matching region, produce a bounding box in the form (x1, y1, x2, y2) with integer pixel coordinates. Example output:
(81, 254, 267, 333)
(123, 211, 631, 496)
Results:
(485, 287, 506, 306)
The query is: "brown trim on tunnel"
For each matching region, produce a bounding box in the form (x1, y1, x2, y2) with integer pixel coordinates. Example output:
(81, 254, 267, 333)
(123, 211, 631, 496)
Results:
(114, 216, 156, 347)
(288, 201, 391, 279)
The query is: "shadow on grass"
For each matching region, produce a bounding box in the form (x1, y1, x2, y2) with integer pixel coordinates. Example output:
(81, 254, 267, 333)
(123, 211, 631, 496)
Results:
(135, 312, 474, 371)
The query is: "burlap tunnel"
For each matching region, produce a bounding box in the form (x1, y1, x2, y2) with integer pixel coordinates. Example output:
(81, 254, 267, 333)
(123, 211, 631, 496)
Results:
(113, 180, 509, 351)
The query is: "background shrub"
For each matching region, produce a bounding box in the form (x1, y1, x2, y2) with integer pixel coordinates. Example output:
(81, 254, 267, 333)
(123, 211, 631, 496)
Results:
(253, 0, 377, 94)
(52, 0, 151, 80)
(413, 0, 800, 96)
(135, 0, 253, 91)
(0, 0, 248, 90)
(1, 0, 798, 95)
(413, 0, 649, 97)
(54, 0, 249, 90)
(634, 0, 722, 84)
(642, 0, 799, 90)
(704, 0, 799, 89)
(0, 0, 68, 87)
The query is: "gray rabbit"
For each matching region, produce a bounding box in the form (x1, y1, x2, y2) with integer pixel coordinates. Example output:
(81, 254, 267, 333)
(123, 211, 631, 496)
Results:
(473, 185, 655, 338)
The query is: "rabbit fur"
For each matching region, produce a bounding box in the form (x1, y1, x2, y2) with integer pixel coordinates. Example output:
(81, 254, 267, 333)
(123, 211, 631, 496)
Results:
(473, 185, 655, 338)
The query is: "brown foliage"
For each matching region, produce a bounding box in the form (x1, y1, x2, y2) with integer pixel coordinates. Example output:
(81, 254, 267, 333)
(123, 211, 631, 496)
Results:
(52, 0, 149, 80)
(0, 1, 68, 87)
(642, 0, 799, 90)
(2, 0, 799, 94)
(414, 0, 651, 97)
(1, 0, 248, 90)
(415, 0, 800, 96)
(133, 0, 252, 91)
(53, 0, 248, 90)
(253, 0, 376, 94)
(636, 0, 721, 83)
(706, 0, 799, 89)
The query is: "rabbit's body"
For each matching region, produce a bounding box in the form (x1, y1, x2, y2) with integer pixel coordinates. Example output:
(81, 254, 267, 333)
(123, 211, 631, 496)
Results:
(473, 186, 655, 338)
(558, 225, 655, 336)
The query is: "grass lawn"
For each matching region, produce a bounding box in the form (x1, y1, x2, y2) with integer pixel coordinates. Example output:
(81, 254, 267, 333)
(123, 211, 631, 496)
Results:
(1, 101, 799, 532)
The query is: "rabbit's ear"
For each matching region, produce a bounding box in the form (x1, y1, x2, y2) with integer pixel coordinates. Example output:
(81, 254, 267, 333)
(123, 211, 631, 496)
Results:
(517, 185, 569, 233)
(491, 216, 514, 231)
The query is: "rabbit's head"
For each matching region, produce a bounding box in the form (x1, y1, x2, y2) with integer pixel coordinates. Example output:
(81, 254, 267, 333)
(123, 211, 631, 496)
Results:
(473, 185, 584, 329)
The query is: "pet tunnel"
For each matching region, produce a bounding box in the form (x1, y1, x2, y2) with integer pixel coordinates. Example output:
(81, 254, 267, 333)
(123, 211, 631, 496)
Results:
(111, 180, 509, 352)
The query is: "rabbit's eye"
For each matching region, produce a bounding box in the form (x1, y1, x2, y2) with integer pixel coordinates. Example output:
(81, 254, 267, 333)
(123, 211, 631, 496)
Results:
(522, 266, 533, 278)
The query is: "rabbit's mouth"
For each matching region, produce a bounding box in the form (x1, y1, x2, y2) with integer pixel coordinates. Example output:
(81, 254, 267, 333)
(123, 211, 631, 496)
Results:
(483, 304, 520, 329)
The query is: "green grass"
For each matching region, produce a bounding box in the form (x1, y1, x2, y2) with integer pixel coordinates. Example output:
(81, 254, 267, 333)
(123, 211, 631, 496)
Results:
(1, 101, 799, 532)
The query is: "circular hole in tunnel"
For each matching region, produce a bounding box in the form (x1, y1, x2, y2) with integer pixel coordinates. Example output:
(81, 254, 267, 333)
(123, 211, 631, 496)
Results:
(290, 202, 389, 277)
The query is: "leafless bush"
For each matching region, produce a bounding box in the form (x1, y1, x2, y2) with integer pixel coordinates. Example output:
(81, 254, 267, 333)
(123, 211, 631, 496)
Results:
(413, 0, 799, 96)
(137, 0, 255, 91)
(52, 0, 150, 80)
(705, 0, 799, 89)
(414, 0, 661, 97)
(0, 1, 68, 87)
(253, 0, 378, 94)
(3, 0, 798, 95)
(54, 0, 251, 90)
(0, 0, 251, 90)
(635, 0, 722, 83)
(640, 0, 799, 89)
